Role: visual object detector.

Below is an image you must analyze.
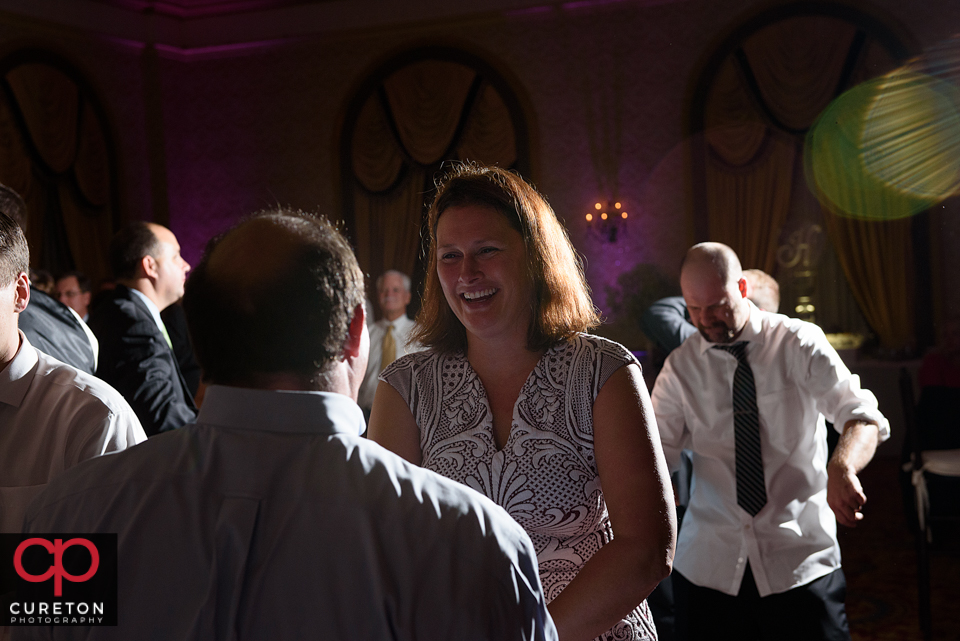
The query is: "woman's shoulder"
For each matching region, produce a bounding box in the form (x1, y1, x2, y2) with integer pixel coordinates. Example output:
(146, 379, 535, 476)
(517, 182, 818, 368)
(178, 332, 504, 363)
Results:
(380, 347, 464, 380)
(556, 333, 639, 365)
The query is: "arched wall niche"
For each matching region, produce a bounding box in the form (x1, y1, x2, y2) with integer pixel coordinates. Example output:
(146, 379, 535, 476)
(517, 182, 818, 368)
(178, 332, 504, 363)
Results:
(338, 43, 534, 318)
(0, 46, 119, 288)
(686, 2, 929, 352)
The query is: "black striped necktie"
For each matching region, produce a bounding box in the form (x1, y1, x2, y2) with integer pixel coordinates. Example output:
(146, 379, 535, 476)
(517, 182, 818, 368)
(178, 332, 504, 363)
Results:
(714, 342, 767, 516)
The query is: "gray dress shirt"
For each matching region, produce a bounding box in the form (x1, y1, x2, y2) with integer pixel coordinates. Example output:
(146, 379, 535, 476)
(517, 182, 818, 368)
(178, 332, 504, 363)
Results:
(18, 386, 557, 641)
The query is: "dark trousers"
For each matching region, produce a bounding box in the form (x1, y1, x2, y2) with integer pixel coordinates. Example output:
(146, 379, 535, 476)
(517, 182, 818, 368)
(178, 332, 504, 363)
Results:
(673, 565, 851, 641)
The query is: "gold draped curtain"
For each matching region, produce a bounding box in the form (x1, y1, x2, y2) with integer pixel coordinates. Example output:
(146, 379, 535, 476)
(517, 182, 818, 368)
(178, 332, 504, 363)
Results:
(0, 61, 113, 285)
(349, 59, 518, 305)
(703, 16, 914, 348)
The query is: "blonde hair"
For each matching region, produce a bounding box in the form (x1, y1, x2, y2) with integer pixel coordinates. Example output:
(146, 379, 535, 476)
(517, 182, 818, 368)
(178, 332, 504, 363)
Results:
(413, 162, 599, 352)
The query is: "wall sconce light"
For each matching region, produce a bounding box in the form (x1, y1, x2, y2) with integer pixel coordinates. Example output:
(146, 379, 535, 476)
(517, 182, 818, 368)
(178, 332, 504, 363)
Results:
(585, 200, 628, 242)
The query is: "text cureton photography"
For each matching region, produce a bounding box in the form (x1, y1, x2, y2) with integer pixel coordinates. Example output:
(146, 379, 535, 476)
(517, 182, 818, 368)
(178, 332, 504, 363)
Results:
(0, 534, 117, 627)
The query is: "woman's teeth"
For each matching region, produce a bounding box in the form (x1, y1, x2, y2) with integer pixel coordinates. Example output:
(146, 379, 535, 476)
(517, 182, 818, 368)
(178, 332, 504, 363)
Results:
(463, 288, 497, 301)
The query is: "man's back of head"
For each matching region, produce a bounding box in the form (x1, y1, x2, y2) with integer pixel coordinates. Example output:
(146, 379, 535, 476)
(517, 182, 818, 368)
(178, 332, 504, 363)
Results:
(182, 210, 366, 391)
(742, 269, 780, 313)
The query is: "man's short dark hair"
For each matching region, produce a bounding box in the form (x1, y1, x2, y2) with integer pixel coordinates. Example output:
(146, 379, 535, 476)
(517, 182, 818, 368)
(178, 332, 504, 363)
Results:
(183, 209, 365, 387)
(0, 184, 28, 231)
(0, 210, 28, 287)
(109, 222, 160, 279)
(57, 270, 92, 293)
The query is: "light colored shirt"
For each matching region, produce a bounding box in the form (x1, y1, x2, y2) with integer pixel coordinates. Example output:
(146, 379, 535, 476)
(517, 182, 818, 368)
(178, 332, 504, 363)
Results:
(651, 304, 889, 597)
(358, 314, 421, 412)
(19, 385, 557, 641)
(128, 287, 165, 335)
(0, 332, 145, 532)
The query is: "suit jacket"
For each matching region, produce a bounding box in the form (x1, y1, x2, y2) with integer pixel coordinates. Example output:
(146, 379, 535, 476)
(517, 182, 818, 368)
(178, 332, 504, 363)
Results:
(19, 289, 97, 375)
(640, 296, 696, 354)
(88, 285, 197, 436)
(160, 302, 201, 398)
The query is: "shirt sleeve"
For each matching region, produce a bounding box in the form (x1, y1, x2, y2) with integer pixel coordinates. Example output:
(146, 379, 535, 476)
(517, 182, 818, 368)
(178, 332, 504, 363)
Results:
(794, 323, 890, 440)
(68, 405, 147, 468)
(483, 530, 559, 641)
(651, 353, 690, 471)
(640, 297, 696, 353)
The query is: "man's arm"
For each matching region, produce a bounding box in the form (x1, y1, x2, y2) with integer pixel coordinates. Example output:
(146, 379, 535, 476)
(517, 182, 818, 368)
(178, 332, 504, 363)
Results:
(640, 297, 696, 354)
(97, 315, 196, 436)
(827, 419, 881, 527)
(68, 403, 148, 467)
(650, 356, 690, 472)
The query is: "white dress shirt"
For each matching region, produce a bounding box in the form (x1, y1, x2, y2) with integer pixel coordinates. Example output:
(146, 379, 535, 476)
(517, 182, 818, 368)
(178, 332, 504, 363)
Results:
(0, 332, 146, 532)
(358, 314, 422, 412)
(18, 386, 557, 641)
(651, 304, 889, 597)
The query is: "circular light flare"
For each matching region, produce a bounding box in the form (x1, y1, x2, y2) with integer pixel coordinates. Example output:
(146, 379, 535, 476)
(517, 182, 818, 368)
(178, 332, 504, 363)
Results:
(621, 212, 628, 219)
(861, 69, 960, 200)
(594, 202, 602, 210)
(601, 213, 608, 220)
(585, 213, 593, 222)
(805, 71, 951, 220)
(614, 202, 621, 209)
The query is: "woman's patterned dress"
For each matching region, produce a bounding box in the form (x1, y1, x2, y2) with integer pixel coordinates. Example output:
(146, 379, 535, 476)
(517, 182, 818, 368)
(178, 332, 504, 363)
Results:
(382, 333, 658, 640)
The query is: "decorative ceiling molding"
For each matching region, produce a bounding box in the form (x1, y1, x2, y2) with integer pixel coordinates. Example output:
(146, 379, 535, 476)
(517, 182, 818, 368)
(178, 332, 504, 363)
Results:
(0, 0, 689, 56)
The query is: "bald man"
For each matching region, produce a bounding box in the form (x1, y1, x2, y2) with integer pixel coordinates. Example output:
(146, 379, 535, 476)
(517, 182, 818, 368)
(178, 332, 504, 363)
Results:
(19, 209, 556, 640)
(651, 243, 888, 641)
(88, 222, 197, 435)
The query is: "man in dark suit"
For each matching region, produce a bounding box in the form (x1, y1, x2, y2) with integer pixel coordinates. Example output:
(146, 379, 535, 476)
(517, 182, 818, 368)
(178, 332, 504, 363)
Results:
(89, 221, 197, 435)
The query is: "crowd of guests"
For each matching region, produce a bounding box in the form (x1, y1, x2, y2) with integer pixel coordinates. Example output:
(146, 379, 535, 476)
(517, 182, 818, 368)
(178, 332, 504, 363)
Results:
(0, 162, 892, 641)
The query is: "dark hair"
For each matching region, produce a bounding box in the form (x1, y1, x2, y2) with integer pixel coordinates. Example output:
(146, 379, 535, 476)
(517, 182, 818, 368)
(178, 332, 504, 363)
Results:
(0, 210, 28, 287)
(0, 184, 28, 231)
(183, 209, 365, 387)
(109, 222, 160, 279)
(57, 270, 92, 293)
(414, 162, 599, 353)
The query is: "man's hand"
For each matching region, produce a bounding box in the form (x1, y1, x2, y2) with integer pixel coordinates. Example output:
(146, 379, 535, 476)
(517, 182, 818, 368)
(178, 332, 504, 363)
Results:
(827, 461, 867, 527)
(827, 420, 880, 527)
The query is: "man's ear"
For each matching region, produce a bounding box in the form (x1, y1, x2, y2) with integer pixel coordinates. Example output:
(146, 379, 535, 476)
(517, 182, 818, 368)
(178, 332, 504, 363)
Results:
(140, 254, 158, 280)
(13, 272, 29, 313)
(738, 277, 749, 300)
(342, 303, 366, 360)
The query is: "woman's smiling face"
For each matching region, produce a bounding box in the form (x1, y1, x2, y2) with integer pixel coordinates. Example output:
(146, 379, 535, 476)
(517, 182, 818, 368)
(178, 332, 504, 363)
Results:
(436, 204, 533, 347)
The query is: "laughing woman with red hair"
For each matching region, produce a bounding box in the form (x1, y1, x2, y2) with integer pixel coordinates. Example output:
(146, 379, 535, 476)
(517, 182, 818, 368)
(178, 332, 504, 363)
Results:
(369, 163, 676, 641)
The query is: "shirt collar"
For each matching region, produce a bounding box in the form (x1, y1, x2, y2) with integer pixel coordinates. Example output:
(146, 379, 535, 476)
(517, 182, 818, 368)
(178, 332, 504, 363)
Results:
(0, 331, 38, 408)
(197, 385, 366, 436)
(381, 315, 411, 329)
(696, 300, 766, 355)
(128, 287, 165, 335)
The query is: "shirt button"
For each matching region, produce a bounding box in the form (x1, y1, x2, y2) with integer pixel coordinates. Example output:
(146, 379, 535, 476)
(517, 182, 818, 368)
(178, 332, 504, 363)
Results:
(738, 557, 744, 564)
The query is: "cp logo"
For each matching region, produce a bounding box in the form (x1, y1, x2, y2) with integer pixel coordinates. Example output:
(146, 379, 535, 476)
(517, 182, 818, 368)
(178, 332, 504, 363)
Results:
(13, 538, 100, 596)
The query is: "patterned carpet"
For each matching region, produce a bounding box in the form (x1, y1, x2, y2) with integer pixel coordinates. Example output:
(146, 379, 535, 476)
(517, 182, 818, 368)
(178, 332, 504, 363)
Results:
(840, 458, 960, 640)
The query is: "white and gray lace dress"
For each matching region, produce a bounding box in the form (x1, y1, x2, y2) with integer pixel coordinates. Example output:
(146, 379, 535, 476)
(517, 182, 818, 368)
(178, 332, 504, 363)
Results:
(381, 333, 658, 641)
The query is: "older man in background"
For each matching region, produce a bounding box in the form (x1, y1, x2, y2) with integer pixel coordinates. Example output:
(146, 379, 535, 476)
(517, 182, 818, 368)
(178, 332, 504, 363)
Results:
(358, 269, 422, 418)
